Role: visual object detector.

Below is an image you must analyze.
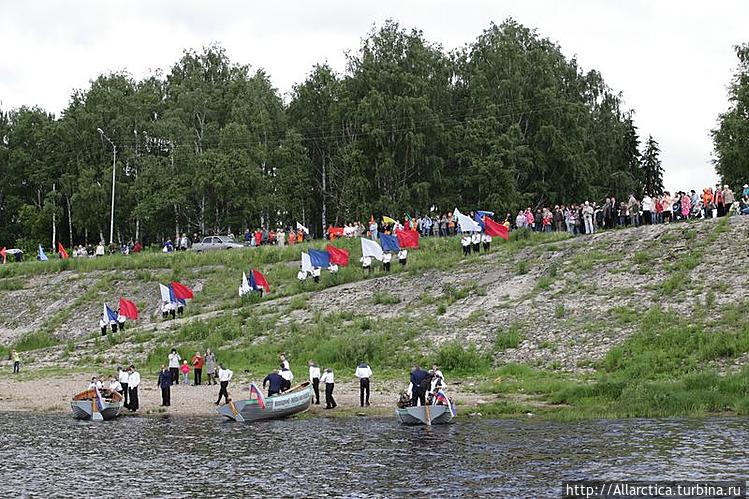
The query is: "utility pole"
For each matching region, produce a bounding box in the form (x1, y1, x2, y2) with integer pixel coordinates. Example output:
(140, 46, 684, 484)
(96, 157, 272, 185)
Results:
(97, 128, 117, 245)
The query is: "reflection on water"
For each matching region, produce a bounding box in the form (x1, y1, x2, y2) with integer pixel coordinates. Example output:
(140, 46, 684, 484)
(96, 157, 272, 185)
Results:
(0, 414, 746, 498)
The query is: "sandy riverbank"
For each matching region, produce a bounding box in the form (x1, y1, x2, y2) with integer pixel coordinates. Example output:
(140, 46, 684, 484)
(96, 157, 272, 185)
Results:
(0, 371, 489, 418)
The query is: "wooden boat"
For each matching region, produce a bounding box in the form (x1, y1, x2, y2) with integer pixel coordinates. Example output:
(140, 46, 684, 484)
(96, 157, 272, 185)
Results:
(396, 404, 455, 425)
(217, 382, 313, 422)
(71, 388, 124, 421)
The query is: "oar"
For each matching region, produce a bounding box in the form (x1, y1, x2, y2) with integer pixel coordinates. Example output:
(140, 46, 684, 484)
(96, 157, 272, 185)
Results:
(424, 400, 432, 426)
(91, 399, 103, 421)
(227, 394, 245, 422)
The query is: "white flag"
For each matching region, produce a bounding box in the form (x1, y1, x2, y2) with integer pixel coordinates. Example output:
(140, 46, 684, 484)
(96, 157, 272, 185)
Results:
(454, 208, 482, 233)
(239, 272, 252, 297)
(361, 238, 384, 261)
(296, 222, 309, 234)
(159, 283, 172, 303)
(301, 252, 313, 273)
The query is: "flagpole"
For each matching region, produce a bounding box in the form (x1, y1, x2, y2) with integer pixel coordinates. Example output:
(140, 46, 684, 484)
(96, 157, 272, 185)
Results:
(97, 128, 117, 245)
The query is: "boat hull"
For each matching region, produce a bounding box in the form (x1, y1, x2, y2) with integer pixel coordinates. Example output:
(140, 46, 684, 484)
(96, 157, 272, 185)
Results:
(218, 384, 312, 422)
(71, 400, 123, 421)
(396, 405, 454, 425)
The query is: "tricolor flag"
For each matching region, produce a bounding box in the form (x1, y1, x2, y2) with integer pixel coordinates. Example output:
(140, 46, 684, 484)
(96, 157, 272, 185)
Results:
(396, 229, 419, 249)
(361, 238, 384, 261)
(483, 216, 509, 241)
(379, 233, 400, 252)
(239, 272, 252, 297)
(104, 303, 119, 325)
(170, 281, 193, 300)
(326, 244, 350, 266)
(434, 390, 456, 417)
(251, 269, 270, 293)
(118, 298, 139, 319)
(57, 242, 69, 259)
(296, 222, 309, 235)
(94, 386, 105, 412)
(37, 245, 48, 261)
(454, 208, 482, 233)
(474, 212, 486, 230)
(1, 247, 6, 264)
(308, 249, 331, 268)
(249, 383, 266, 410)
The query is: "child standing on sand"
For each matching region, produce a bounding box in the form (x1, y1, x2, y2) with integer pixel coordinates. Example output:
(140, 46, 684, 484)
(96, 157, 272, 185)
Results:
(180, 360, 190, 385)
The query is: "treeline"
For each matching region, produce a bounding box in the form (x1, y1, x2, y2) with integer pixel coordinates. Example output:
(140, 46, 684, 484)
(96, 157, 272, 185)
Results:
(0, 20, 660, 249)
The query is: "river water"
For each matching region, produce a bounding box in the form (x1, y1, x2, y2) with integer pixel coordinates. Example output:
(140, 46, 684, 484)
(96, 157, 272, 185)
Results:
(0, 414, 746, 498)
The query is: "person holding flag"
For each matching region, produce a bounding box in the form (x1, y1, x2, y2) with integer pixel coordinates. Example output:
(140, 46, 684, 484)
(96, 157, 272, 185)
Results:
(471, 231, 481, 254)
(398, 248, 408, 266)
(57, 242, 69, 259)
(99, 313, 108, 336)
(482, 232, 492, 252)
(461, 233, 471, 257)
(382, 252, 392, 272)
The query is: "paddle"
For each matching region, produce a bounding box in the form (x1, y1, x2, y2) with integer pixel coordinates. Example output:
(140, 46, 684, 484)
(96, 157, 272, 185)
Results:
(227, 393, 245, 422)
(91, 399, 103, 422)
(424, 401, 432, 426)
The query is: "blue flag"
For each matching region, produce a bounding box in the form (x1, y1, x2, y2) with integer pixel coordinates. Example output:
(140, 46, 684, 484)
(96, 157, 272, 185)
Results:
(37, 245, 48, 261)
(477, 210, 494, 218)
(308, 249, 331, 268)
(104, 303, 118, 323)
(474, 213, 486, 230)
(248, 271, 258, 291)
(379, 233, 400, 252)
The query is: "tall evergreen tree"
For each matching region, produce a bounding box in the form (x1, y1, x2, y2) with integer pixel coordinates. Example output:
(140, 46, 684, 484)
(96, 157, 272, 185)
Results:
(640, 135, 664, 195)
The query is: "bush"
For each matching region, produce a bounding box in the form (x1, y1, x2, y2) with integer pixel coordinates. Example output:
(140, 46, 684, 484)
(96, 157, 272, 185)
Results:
(372, 291, 401, 305)
(495, 323, 523, 350)
(435, 342, 491, 373)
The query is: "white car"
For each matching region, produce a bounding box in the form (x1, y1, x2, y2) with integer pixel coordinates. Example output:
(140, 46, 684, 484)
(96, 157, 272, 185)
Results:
(191, 236, 244, 252)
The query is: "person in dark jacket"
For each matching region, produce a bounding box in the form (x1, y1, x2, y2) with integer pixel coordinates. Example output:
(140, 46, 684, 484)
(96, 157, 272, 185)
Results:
(409, 365, 428, 407)
(157, 365, 171, 406)
(263, 369, 284, 397)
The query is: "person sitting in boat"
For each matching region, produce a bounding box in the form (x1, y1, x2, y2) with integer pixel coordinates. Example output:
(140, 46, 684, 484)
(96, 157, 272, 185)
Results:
(396, 391, 411, 409)
(263, 369, 284, 397)
(279, 365, 294, 392)
(88, 376, 103, 390)
(108, 376, 122, 394)
(430, 364, 446, 393)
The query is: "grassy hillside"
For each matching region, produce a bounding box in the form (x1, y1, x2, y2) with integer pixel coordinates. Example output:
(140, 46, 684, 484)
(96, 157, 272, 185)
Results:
(2, 217, 748, 418)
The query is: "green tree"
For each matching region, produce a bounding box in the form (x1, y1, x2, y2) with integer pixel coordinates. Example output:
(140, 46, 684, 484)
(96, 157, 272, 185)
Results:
(640, 135, 664, 195)
(713, 44, 749, 187)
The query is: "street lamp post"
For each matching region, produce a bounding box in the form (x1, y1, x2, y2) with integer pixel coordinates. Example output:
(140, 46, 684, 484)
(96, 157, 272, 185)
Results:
(97, 128, 117, 245)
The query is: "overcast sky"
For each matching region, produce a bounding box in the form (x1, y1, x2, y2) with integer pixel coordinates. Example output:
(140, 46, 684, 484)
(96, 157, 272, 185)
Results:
(2, 0, 746, 191)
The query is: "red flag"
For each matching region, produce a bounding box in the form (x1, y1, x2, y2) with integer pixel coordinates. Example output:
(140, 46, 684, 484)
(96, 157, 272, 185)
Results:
(57, 242, 69, 259)
(326, 244, 350, 266)
(251, 269, 270, 293)
(0, 247, 6, 264)
(118, 297, 139, 320)
(484, 216, 509, 241)
(170, 281, 194, 300)
(396, 229, 420, 249)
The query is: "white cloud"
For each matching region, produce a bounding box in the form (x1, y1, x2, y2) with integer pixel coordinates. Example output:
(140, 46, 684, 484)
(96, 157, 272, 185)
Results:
(1, 0, 745, 190)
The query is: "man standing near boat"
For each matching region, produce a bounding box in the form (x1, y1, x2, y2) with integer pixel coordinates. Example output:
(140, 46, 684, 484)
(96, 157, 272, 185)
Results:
(127, 365, 140, 412)
(215, 364, 233, 405)
(320, 368, 337, 409)
(157, 365, 171, 407)
(118, 366, 129, 408)
(355, 362, 373, 407)
(308, 360, 321, 405)
(263, 369, 284, 397)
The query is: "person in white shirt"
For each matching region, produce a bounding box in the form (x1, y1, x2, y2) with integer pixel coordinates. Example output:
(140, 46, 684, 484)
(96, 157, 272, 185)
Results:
(471, 232, 481, 254)
(108, 377, 122, 393)
(168, 348, 181, 386)
(355, 363, 373, 407)
(308, 360, 321, 405)
(215, 364, 233, 405)
(95, 242, 105, 257)
(279, 366, 294, 392)
(88, 376, 103, 390)
(118, 366, 129, 407)
(482, 233, 492, 252)
(430, 364, 446, 393)
(99, 314, 108, 337)
(297, 269, 308, 281)
(127, 365, 140, 411)
(382, 252, 392, 272)
(461, 234, 471, 256)
(311, 266, 321, 283)
(280, 353, 290, 370)
(329, 263, 339, 274)
(320, 368, 337, 409)
(361, 255, 372, 273)
(398, 249, 408, 266)
(117, 311, 126, 332)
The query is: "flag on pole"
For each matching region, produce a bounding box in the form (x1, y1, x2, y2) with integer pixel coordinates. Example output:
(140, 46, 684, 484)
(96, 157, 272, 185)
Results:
(382, 216, 397, 225)
(396, 229, 420, 249)
(104, 303, 119, 324)
(483, 216, 509, 241)
(170, 281, 193, 300)
(37, 245, 48, 261)
(308, 249, 331, 268)
(454, 208, 482, 233)
(477, 210, 495, 218)
(239, 272, 251, 297)
(249, 383, 266, 410)
(361, 238, 384, 261)
(296, 222, 309, 235)
(326, 244, 350, 266)
(301, 252, 313, 273)
(0, 247, 6, 264)
(433, 389, 456, 417)
(379, 233, 400, 252)
(57, 242, 69, 259)
(251, 269, 270, 292)
(474, 212, 485, 230)
(118, 298, 139, 319)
